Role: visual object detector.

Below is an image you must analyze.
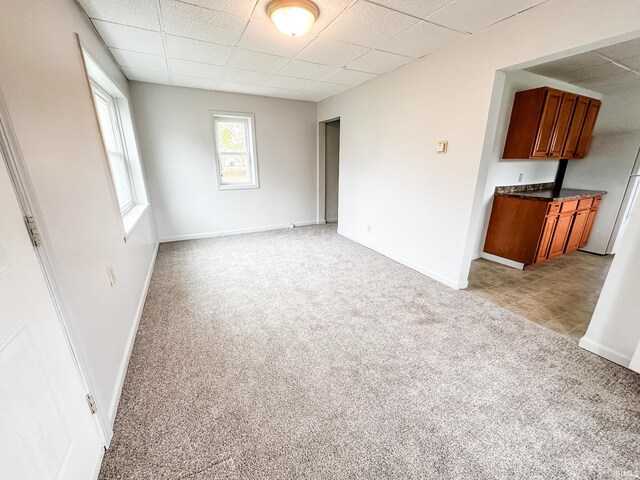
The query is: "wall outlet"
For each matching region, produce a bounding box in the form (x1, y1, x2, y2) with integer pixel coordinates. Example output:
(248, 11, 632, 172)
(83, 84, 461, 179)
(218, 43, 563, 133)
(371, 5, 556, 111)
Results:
(106, 265, 116, 287)
(367, 224, 372, 233)
(518, 173, 524, 183)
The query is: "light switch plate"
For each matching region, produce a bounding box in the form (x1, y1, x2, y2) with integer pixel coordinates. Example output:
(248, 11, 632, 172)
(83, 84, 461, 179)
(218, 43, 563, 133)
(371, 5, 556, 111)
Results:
(107, 265, 116, 287)
(437, 141, 448, 153)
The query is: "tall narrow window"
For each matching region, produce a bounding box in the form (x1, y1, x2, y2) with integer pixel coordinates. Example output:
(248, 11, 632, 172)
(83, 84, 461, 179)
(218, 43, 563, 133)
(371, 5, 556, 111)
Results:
(83, 47, 148, 237)
(91, 83, 135, 214)
(212, 112, 259, 190)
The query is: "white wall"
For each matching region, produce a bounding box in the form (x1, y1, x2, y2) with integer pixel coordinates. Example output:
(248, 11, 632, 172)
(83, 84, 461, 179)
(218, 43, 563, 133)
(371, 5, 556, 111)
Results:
(130, 82, 318, 241)
(325, 121, 340, 222)
(0, 0, 158, 434)
(580, 185, 640, 367)
(472, 70, 602, 259)
(563, 131, 640, 254)
(318, 0, 640, 289)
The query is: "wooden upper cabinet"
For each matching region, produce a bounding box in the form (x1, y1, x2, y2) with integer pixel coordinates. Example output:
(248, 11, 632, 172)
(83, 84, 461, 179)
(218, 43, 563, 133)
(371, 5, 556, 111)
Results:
(574, 99, 601, 158)
(531, 89, 563, 158)
(502, 87, 601, 160)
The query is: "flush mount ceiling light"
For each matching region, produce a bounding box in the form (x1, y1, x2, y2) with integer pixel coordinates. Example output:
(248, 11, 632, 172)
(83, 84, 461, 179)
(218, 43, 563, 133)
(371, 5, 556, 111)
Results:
(267, 0, 319, 37)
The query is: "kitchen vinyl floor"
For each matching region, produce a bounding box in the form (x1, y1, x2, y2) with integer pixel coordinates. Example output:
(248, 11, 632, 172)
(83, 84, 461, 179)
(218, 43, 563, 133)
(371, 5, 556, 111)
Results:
(466, 252, 613, 342)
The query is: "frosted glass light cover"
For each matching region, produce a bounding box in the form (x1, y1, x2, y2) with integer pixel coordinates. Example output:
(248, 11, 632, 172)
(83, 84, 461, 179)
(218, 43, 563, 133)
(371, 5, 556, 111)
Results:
(268, 1, 318, 37)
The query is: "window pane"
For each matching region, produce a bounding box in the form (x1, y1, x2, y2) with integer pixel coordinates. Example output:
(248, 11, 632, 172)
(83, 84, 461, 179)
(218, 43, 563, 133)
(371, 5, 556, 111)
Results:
(219, 154, 249, 184)
(109, 154, 133, 211)
(216, 120, 247, 153)
(94, 95, 119, 153)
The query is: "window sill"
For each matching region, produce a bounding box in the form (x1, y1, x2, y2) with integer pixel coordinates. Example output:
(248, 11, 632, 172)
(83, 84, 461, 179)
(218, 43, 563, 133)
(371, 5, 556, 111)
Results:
(122, 203, 149, 239)
(218, 184, 260, 191)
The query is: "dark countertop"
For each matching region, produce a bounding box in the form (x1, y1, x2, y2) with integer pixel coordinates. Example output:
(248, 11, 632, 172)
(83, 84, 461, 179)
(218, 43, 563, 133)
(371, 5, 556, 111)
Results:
(496, 187, 607, 202)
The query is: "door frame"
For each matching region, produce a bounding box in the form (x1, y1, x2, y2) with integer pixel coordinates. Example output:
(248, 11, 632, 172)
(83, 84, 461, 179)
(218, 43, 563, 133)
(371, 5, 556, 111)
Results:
(0, 88, 111, 445)
(317, 117, 340, 224)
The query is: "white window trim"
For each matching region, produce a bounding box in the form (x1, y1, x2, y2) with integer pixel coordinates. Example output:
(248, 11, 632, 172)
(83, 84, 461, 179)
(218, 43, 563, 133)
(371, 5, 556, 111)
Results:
(81, 47, 149, 239)
(211, 111, 260, 191)
(90, 81, 137, 216)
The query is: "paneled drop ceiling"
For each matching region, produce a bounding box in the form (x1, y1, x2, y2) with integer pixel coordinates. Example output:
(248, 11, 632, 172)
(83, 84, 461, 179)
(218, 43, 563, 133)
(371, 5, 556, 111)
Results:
(77, 0, 550, 101)
(526, 37, 640, 93)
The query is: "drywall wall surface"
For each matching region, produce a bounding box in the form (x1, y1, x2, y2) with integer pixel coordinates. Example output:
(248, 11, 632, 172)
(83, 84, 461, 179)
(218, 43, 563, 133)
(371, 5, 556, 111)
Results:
(319, 0, 640, 288)
(472, 70, 602, 258)
(580, 186, 640, 367)
(564, 131, 640, 254)
(130, 82, 318, 241)
(0, 0, 157, 431)
(325, 121, 340, 222)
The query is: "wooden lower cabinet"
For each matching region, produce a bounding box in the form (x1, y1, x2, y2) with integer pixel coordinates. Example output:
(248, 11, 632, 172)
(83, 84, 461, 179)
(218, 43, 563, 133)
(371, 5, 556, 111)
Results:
(484, 194, 601, 267)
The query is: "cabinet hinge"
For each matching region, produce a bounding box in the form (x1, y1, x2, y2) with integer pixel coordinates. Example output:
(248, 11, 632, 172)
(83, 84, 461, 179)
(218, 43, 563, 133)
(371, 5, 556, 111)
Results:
(86, 394, 98, 415)
(24, 215, 42, 247)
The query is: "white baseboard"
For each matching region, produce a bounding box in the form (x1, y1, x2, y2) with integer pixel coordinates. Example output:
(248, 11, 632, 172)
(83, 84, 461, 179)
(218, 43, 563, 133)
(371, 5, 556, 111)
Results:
(579, 336, 631, 367)
(337, 229, 463, 290)
(106, 241, 159, 432)
(158, 220, 320, 243)
(480, 252, 525, 270)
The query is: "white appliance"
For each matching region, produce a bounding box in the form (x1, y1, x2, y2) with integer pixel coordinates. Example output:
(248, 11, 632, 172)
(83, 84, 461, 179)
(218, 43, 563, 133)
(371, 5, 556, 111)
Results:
(611, 146, 640, 253)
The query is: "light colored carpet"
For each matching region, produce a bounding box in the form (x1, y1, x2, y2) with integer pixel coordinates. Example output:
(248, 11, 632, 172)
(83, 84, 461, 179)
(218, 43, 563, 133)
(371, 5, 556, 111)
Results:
(100, 225, 640, 479)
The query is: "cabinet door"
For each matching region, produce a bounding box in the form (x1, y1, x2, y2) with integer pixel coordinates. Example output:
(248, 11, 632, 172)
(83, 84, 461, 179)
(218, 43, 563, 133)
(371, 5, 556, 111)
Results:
(535, 215, 558, 264)
(548, 213, 573, 258)
(562, 96, 589, 157)
(532, 89, 563, 158)
(565, 209, 590, 253)
(579, 207, 599, 248)
(549, 93, 577, 157)
(574, 99, 601, 158)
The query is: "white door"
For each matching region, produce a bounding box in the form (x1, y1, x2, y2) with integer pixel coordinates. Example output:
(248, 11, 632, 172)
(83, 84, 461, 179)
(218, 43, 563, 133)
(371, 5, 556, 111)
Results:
(0, 153, 103, 478)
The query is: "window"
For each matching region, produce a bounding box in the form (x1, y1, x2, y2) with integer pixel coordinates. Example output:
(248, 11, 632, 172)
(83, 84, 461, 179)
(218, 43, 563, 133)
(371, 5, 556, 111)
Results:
(91, 83, 135, 214)
(212, 112, 259, 189)
(82, 48, 148, 237)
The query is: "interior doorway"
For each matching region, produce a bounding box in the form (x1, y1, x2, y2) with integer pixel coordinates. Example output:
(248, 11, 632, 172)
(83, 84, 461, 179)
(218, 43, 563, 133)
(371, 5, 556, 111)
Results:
(324, 119, 340, 224)
(465, 35, 640, 345)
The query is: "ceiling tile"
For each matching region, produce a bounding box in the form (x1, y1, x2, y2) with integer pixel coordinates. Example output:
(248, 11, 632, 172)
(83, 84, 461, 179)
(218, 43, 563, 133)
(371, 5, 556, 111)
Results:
(92, 20, 164, 56)
(346, 49, 411, 74)
(222, 68, 273, 86)
(572, 71, 640, 90)
(427, 0, 546, 33)
(160, 0, 247, 45)
(618, 55, 640, 71)
(229, 49, 290, 74)
(526, 52, 611, 78)
(380, 21, 465, 58)
(297, 38, 370, 67)
(323, 68, 377, 86)
(279, 60, 338, 80)
(323, 1, 418, 47)
(165, 35, 234, 65)
(110, 48, 167, 71)
(597, 37, 640, 61)
(122, 66, 169, 83)
(251, 0, 352, 34)
(171, 74, 218, 90)
(267, 76, 317, 90)
(169, 58, 225, 79)
(176, 0, 256, 17)
(77, 0, 160, 30)
(554, 62, 629, 83)
(238, 20, 315, 57)
(259, 86, 305, 98)
(216, 81, 271, 95)
(304, 82, 350, 101)
(369, 0, 454, 19)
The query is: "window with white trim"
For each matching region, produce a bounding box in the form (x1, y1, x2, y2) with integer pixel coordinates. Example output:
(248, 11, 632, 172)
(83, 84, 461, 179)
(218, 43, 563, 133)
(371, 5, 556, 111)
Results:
(212, 112, 259, 190)
(82, 48, 148, 237)
(91, 82, 136, 214)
